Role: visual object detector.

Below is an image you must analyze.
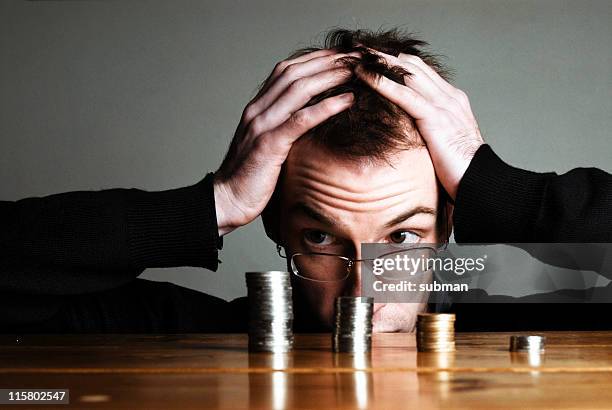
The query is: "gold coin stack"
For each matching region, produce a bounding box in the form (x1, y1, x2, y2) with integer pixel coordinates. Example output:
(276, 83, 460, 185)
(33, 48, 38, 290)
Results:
(416, 313, 456, 352)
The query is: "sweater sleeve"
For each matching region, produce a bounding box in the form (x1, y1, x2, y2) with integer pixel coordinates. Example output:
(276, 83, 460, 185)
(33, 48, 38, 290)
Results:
(454, 144, 612, 243)
(0, 173, 222, 296)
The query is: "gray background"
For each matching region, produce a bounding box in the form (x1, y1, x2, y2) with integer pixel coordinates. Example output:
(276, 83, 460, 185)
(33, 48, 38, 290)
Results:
(1, 0, 610, 301)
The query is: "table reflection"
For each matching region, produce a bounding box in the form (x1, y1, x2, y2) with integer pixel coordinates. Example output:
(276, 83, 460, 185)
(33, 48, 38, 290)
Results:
(334, 353, 373, 409)
(417, 351, 456, 400)
(248, 352, 293, 409)
(247, 352, 376, 409)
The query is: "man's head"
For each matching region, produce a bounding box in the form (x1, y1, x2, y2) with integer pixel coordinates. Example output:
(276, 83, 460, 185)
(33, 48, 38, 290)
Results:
(261, 28, 453, 332)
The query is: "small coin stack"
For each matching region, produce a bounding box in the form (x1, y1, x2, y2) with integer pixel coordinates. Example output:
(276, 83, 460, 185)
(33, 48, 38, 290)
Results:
(416, 313, 456, 352)
(246, 271, 294, 353)
(332, 296, 374, 353)
(509, 335, 546, 353)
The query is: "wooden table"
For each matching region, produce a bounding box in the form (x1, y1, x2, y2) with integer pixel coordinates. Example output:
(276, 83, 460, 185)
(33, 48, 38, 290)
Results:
(1, 332, 612, 409)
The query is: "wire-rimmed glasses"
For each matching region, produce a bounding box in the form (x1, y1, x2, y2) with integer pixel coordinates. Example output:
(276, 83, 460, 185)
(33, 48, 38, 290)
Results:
(277, 244, 445, 283)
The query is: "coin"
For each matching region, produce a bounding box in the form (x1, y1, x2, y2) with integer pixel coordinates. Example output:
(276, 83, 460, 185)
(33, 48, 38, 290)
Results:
(509, 335, 546, 353)
(332, 296, 374, 353)
(246, 271, 294, 353)
(416, 312, 456, 353)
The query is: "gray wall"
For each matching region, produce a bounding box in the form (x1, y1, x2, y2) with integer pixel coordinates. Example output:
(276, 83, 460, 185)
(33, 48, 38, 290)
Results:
(1, 0, 610, 301)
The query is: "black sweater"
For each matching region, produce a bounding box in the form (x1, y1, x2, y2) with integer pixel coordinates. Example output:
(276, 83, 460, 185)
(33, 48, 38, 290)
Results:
(2, 145, 611, 333)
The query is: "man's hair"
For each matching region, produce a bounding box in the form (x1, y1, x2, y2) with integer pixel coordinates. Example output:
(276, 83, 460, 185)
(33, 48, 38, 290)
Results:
(262, 28, 452, 242)
(276, 28, 450, 162)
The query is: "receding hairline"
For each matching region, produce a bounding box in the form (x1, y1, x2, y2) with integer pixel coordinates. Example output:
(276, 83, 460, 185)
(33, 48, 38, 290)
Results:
(293, 125, 427, 167)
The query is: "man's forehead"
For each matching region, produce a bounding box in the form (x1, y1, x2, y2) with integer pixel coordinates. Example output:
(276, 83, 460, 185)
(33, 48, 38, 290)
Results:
(284, 142, 437, 197)
(280, 143, 439, 226)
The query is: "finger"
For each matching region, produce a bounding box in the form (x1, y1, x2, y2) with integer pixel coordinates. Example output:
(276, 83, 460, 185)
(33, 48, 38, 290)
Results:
(399, 54, 475, 114)
(250, 67, 352, 136)
(358, 48, 453, 111)
(361, 46, 394, 60)
(283, 48, 339, 69)
(253, 49, 339, 100)
(355, 67, 434, 120)
(398, 60, 452, 103)
(397, 53, 456, 95)
(365, 48, 455, 102)
(246, 52, 359, 122)
(264, 92, 355, 149)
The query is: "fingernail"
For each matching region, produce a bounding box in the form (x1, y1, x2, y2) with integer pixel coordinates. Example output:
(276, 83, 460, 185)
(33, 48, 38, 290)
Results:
(340, 92, 354, 102)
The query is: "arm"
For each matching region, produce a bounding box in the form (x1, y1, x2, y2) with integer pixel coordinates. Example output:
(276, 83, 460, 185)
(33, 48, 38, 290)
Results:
(1, 48, 356, 332)
(0, 173, 221, 296)
(357, 52, 612, 243)
(449, 283, 612, 332)
(1, 48, 356, 297)
(454, 144, 612, 242)
(4, 279, 245, 333)
(1, 278, 249, 333)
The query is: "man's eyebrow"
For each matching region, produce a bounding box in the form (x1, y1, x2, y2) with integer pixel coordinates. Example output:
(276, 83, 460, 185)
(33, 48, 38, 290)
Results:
(384, 206, 436, 228)
(289, 202, 339, 227)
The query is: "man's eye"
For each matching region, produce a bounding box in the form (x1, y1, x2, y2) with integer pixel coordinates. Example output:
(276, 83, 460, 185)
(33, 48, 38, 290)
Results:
(303, 230, 334, 246)
(389, 230, 420, 244)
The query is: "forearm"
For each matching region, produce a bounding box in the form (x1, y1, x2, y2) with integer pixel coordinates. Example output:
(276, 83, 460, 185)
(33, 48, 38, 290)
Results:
(1, 279, 240, 333)
(0, 173, 222, 295)
(454, 144, 612, 242)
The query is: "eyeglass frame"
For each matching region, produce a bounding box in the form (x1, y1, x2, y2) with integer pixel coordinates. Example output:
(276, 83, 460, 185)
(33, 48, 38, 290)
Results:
(276, 243, 447, 283)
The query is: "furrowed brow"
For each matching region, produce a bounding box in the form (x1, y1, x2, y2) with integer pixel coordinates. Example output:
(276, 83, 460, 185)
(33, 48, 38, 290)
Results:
(384, 206, 436, 228)
(289, 202, 339, 227)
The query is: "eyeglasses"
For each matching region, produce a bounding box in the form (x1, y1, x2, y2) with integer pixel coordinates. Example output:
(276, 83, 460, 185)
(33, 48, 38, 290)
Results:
(277, 244, 444, 283)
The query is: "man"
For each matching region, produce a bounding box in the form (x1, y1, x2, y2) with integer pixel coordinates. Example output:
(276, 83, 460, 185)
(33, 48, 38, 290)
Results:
(2, 28, 450, 333)
(2, 28, 611, 333)
(347, 33, 612, 331)
(257, 30, 454, 332)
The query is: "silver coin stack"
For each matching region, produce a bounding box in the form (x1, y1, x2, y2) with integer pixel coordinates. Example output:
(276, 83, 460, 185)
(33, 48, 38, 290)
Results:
(332, 296, 374, 353)
(246, 271, 294, 353)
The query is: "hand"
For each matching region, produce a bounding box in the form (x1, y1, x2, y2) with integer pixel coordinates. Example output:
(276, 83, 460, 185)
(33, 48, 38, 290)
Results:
(214, 49, 356, 235)
(356, 51, 484, 200)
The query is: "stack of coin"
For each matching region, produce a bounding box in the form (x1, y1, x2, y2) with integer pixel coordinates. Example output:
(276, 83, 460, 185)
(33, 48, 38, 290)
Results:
(246, 271, 294, 352)
(509, 335, 546, 353)
(416, 313, 456, 352)
(332, 296, 374, 353)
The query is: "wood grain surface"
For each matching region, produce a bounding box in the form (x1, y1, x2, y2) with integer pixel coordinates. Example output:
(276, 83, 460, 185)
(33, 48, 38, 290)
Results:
(1, 332, 612, 409)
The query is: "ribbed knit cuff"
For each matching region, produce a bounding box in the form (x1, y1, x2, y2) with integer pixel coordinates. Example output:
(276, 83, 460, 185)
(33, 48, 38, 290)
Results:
(126, 173, 221, 270)
(454, 144, 555, 243)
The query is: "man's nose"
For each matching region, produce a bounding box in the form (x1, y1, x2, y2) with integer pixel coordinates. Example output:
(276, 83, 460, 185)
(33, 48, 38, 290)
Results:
(344, 260, 362, 297)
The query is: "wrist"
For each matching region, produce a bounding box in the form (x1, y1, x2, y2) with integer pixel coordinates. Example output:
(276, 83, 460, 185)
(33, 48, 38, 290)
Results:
(446, 131, 484, 200)
(213, 177, 249, 236)
(213, 180, 233, 236)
